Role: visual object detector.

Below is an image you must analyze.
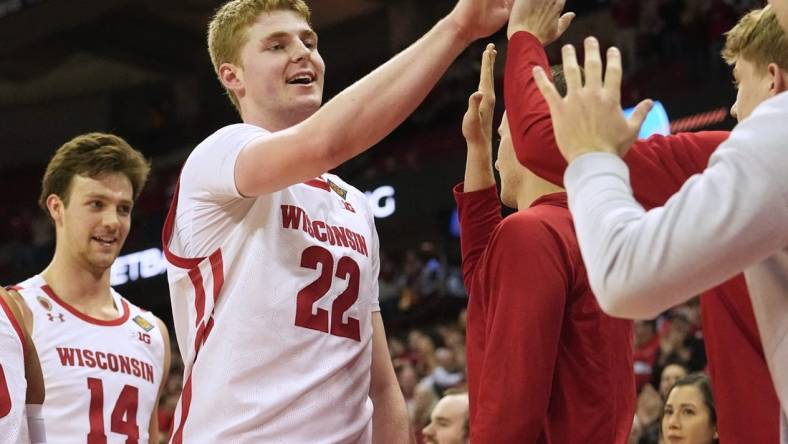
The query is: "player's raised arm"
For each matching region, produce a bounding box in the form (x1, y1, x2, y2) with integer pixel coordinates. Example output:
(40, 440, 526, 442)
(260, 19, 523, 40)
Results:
(462, 43, 498, 192)
(234, 0, 513, 197)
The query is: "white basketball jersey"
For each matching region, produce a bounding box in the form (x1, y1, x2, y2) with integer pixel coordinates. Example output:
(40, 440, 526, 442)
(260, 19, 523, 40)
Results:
(163, 124, 381, 443)
(15, 276, 165, 444)
(0, 296, 28, 443)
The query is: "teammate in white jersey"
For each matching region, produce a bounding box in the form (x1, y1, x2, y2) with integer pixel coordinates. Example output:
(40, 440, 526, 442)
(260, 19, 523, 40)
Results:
(161, 0, 513, 442)
(12, 133, 171, 444)
(0, 287, 45, 443)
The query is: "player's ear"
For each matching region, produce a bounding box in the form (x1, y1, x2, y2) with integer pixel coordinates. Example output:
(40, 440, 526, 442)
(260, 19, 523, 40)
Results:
(46, 194, 64, 225)
(219, 63, 244, 95)
(768, 63, 788, 95)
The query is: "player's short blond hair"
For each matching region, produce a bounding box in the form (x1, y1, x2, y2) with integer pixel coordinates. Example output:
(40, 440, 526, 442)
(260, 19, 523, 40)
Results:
(208, 0, 312, 112)
(722, 5, 788, 71)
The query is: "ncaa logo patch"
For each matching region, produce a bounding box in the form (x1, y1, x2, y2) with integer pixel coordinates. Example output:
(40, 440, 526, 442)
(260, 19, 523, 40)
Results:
(36, 296, 52, 312)
(133, 315, 154, 332)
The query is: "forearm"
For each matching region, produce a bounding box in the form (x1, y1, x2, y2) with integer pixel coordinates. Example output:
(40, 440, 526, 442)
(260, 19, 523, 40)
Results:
(371, 385, 413, 444)
(310, 18, 469, 164)
(566, 142, 788, 318)
(504, 32, 565, 184)
(463, 146, 496, 192)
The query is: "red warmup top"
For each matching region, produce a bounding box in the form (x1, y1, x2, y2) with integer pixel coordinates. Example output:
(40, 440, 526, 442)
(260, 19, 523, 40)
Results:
(505, 31, 781, 443)
(454, 186, 635, 443)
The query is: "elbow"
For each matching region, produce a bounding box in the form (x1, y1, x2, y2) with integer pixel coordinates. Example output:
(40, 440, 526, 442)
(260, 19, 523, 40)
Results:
(590, 275, 661, 320)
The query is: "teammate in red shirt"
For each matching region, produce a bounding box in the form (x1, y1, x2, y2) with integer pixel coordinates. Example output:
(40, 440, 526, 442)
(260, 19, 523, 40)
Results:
(454, 43, 635, 443)
(504, 1, 783, 441)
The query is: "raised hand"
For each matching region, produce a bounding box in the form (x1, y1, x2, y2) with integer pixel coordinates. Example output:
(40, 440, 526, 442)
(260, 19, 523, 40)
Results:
(462, 43, 498, 192)
(450, 0, 514, 42)
(508, 0, 575, 43)
(533, 37, 653, 163)
(463, 44, 497, 151)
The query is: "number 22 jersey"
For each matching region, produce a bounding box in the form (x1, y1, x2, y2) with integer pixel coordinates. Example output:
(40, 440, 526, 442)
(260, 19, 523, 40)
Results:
(163, 124, 381, 443)
(15, 275, 165, 444)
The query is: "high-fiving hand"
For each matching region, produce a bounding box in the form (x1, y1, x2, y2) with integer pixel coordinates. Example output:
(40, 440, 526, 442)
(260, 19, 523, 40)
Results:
(450, 0, 514, 42)
(508, 0, 575, 44)
(463, 44, 497, 150)
(533, 37, 653, 163)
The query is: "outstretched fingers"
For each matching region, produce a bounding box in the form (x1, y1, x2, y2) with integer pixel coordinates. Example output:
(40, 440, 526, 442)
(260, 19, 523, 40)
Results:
(584, 37, 603, 89)
(561, 44, 583, 93)
(604, 46, 623, 103)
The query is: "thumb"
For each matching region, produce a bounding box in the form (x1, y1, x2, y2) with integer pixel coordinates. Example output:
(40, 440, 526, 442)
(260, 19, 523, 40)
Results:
(627, 99, 653, 134)
(467, 92, 483, 116)
(557, 12, 575, 36)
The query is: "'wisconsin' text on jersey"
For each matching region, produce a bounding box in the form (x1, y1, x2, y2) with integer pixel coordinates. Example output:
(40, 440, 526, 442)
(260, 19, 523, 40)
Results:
(56, 347, 155, 383)
(281, 204, 369, 257)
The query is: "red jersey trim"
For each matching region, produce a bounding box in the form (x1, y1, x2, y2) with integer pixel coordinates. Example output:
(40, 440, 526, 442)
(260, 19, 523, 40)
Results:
(41, 285, 130, 327)
(162, 180, 208, 270)
(303, 178, 330, 192)
(170, 251, 225, 444)
(0, 296, 26, 360)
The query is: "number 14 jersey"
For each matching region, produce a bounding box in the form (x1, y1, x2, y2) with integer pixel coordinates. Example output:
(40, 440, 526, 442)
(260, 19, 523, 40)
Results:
(15, 275, 165, 444)
(163, 124, 381, 443)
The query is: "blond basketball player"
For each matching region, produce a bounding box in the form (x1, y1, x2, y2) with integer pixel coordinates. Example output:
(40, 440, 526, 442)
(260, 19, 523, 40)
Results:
(0, 287, 45, 443)
(12, 133, 170, 444)
(162, 0, 512, 442)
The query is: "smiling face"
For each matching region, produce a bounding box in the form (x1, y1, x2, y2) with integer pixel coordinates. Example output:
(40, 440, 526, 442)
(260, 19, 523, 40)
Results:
(48, 173, 133, 275)
(222, 9, 325, 129)
(662, 385, 718, 444)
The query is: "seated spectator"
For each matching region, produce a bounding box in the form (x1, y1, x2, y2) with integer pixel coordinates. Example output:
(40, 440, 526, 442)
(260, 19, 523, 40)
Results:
(422, 391, 469, 444)
(659, 362, 690, 400)
(662, 374, 719, 444)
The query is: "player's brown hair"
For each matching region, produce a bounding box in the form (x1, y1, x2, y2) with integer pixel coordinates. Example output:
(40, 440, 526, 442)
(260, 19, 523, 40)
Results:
(39, 133, 151, 212)
(208, 0, 312, 112)
(722, 5, 788, 71)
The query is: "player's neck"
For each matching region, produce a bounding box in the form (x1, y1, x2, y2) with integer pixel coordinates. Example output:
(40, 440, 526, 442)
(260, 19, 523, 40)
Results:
(516, 169, 564, 210)
(240, 104, 314, 132)
(40, 248, 116, 315)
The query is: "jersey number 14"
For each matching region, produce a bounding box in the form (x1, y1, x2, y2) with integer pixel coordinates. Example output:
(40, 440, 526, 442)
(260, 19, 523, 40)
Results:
(87, 377, 139, 444)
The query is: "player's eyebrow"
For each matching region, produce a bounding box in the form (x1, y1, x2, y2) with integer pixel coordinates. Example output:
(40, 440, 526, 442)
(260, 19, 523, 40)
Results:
(262, 29, 317, 43)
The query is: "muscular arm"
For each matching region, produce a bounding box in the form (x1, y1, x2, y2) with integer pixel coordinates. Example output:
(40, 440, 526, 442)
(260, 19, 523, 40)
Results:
(369, 313, 413, 444)
(470, 217, 568, 443)
(149, 318, 171, 444)
(235, 1, 511, 197)
(503, 31, 729, 208)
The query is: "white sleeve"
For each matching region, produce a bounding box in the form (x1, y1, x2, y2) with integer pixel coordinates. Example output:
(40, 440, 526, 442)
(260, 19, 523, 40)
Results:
(175, 124, 271, 257)
(181, 124, 270, 201)
(564, 92, 788, 319)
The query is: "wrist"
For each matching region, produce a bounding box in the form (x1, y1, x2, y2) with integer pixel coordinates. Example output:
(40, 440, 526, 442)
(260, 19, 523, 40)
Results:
(443, 14, 476, 47)
(565, 147, 617, 164)
(507, 27, 544, 43)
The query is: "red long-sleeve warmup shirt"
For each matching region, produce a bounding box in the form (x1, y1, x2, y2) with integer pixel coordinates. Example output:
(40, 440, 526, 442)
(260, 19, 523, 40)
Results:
(505, 31, 781, 443)
(455, 186, 635, 443)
